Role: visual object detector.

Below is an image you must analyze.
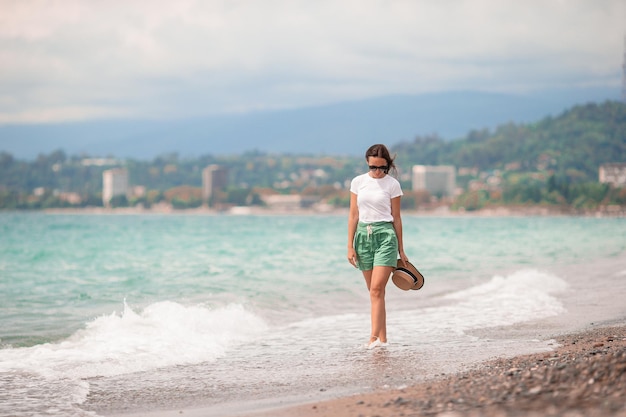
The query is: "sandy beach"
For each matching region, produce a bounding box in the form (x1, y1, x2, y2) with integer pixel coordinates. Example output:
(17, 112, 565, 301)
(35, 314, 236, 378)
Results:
(125, 322, 626, 417)
(241, 322, 626, 417)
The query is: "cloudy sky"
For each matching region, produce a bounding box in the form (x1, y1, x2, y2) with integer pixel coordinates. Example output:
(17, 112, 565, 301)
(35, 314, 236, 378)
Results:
(1, 0, 624, 125)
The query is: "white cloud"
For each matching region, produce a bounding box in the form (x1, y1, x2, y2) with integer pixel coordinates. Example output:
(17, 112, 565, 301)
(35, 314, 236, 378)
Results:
(0, 0, 624, 123)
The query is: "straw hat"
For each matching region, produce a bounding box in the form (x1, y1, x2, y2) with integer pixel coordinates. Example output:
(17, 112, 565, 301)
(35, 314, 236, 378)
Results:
(392, 259, 424, 291)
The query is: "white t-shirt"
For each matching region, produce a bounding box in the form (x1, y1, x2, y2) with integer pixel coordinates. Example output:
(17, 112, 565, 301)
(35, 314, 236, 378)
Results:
(350, 173, 403, 223)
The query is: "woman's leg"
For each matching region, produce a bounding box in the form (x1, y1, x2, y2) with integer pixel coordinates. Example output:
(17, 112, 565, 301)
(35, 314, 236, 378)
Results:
(362, 265, 394, 344)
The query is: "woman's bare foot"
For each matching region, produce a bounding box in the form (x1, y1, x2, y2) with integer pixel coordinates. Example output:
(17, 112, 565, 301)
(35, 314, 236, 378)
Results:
(367, 337, 380, 349)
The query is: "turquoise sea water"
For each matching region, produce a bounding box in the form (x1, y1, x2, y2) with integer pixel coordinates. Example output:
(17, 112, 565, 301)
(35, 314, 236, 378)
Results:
(1, 212, 625, 416)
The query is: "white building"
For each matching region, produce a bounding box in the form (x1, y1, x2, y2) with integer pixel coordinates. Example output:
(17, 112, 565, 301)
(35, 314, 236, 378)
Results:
(261, 194, 319, 211)
(102, 168, 129, 207)
(412, 165, 456, 197)
(599, 163, 626, 187)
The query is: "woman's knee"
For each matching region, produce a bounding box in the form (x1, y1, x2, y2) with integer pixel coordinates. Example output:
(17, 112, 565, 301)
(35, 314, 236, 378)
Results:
(369, 285, 386, 300)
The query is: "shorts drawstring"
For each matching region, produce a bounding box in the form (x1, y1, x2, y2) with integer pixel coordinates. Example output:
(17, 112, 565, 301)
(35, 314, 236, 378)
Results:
(367, 224, 372, 240)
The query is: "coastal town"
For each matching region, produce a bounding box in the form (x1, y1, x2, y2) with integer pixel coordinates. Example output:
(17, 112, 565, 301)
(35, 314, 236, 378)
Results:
(95, 161, 626, 216)
(2, 149, 625, 216)
(2, 102, 626, 215)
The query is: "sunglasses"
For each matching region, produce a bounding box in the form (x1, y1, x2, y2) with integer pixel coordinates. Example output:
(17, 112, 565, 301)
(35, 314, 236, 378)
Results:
(369, 165, 389, 173)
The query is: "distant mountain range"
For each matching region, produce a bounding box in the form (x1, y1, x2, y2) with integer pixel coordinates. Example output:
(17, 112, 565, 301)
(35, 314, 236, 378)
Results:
(0, 87, 620, 160)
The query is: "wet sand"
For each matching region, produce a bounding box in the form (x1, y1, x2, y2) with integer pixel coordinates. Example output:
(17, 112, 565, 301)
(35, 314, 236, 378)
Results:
(111, 322, 626, 417)
(243, 323, 626, 417)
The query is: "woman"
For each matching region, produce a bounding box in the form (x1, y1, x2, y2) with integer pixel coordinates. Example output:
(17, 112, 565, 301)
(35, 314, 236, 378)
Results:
(347, 144, 408, 349)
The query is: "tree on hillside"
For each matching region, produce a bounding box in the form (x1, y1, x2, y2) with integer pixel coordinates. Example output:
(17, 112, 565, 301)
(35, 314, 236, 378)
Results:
(392, 101, 626, 181)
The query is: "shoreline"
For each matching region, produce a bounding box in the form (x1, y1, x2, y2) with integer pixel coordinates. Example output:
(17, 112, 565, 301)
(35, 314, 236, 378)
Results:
(105, 321, 626, 417)
(15, 204, 626, 217)
(255, 322, 626, 417)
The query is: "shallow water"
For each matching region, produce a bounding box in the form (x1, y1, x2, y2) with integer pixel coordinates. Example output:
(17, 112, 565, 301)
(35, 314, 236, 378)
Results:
(0, 213, 625, 416)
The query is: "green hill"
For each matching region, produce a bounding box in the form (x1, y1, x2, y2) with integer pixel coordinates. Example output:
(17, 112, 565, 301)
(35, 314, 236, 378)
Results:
(391, 101, 626, 211)
(393, 100, 626, 181)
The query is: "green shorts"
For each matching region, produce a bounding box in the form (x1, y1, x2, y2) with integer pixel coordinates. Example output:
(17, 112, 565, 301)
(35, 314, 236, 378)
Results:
(354, 221, 398, 271)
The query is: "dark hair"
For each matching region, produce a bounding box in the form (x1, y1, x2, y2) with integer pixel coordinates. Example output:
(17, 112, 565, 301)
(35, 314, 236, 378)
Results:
(365, 144, 396, 174)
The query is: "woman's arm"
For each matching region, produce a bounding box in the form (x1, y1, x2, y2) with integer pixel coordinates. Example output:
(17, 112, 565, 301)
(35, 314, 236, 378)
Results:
(391, 196, 408, 262)
(347, 192, 359, 268)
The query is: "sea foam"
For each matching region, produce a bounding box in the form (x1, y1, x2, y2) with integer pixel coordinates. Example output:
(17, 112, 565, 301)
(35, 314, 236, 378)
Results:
(428, 269, 568, 331)
(0, 301, 267, 379)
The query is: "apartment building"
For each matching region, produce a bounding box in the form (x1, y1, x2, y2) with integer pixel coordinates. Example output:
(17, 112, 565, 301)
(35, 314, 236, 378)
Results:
(102, 168, 129, 207)
(412, 165, 456, 197)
